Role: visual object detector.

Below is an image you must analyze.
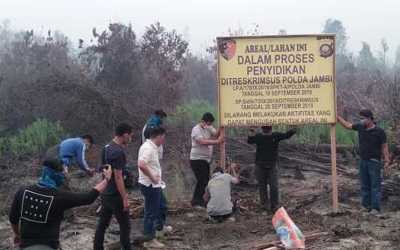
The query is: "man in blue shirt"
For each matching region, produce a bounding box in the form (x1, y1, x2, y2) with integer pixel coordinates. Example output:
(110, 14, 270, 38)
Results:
(142, 110, 167, 143)
(142, 110, 167, 161)
(58, 135, 94, 175)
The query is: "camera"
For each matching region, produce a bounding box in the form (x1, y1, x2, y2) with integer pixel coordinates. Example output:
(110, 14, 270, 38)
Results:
(98, 164, 111, 172)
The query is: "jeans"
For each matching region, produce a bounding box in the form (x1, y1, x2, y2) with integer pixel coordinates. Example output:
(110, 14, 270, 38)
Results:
(190, 160, 210, 207)
(140, 184, 167, 240)
(256, 162, 279, 212)
(359, 159, 382, 211)
(94, 195, 131, 250)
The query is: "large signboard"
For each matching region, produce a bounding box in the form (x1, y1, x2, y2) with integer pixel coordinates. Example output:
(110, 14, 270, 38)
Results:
(218, 35, 336, 126)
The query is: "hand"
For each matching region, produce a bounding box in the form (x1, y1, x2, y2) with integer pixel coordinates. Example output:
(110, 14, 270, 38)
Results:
(123, 196, 129, 211)
(248, 127, 256, 135)
(103, 165, 112, 180)
(87, 168, 95, 177)
(217, 135, 225, 144)
(13, 234, 20, 247)
(232, 163, 240, 172)
(383, 162, 390, 177)
(152, 173, 161, 184)
(63, 166, 69, 175)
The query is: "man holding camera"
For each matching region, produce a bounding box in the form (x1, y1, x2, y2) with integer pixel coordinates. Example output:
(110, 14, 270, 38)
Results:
(9, 159, 112, 250)
(94, 123, 134, 250)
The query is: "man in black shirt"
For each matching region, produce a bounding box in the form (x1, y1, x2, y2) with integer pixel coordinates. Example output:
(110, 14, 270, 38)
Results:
(337, 109, 390, 213)
(94, 123, 133, 250)
(248, 125, 296, 212)
(9, 159, 112, 250)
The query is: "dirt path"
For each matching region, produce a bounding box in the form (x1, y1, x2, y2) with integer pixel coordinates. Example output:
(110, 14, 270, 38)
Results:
(1, 144, 400, 249)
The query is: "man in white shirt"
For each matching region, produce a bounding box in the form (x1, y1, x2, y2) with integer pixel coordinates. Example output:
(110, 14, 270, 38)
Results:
(138, 127, 168, 248)
(190, 112, 224, 208)
(141, 110, 167, 160)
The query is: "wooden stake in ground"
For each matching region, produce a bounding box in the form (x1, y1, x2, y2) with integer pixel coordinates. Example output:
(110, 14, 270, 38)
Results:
(220, 127, 226, 170)
(331, 124, 339, 212)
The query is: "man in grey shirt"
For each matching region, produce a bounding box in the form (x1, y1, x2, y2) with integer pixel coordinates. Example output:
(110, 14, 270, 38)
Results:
(190, 112, 224, 207)
(204, 165, 240, 222)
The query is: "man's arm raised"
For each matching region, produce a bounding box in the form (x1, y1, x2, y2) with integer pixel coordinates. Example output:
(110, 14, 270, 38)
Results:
(337, 115, 353, 130)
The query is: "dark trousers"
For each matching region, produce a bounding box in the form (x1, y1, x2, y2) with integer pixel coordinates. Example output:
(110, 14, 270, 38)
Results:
(210, 213, 232, 222)
(140, 184, 167, 240)
(94, 195, 131, 250)
(190, 160, 210, 207)
(360, 159, 382, 211)
(256, 162, 279, 212)
(21, 245, 55, 250)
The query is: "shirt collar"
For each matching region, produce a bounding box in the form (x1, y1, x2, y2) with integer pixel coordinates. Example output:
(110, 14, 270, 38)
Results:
(211, 172, 223, 179)
(366, 124, 376, 131)
(146, 139, 158, 149)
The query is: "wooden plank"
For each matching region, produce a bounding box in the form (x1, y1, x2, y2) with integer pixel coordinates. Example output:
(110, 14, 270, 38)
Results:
(331, 124, 339, 212)
(220, 127, 226, 170)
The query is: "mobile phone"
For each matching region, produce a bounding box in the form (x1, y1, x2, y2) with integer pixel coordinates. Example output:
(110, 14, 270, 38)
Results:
(99, 164, 111, 172)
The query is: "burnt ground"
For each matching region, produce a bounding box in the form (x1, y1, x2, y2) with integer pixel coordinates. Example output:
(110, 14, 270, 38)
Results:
(1, 142, 400, 250)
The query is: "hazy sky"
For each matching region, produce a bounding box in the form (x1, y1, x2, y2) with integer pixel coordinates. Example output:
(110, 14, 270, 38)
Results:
(1, 0, 399, 59)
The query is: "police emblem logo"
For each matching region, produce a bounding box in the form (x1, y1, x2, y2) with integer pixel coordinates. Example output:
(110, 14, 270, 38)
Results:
(320, 43, 334, 58)
(218, 38, 236, 61)
(21, 190, 54, 223)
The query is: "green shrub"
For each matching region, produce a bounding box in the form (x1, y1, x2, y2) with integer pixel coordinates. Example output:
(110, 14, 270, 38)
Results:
(0, 119, 65, 159)
(168, 99, 394, 147)
(169, 100, 217, 126)
(290, 124, 357, 145)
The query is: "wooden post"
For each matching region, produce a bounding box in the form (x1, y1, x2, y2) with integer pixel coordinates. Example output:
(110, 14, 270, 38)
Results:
(330, 124, 339, 212)
(220, 127, 226, 170)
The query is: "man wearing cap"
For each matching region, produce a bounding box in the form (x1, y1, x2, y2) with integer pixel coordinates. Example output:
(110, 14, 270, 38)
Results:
(9, 159, 112, 250)
(247, 126, 296, 213)
(337, 109, 390, 214)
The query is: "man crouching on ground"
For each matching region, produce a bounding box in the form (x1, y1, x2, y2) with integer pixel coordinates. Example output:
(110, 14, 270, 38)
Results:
(9, 159, 112, 250)
(203, 165, 240, 223)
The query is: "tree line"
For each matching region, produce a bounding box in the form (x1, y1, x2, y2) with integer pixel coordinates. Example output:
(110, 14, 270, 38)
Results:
(0, 19, 399, 147)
